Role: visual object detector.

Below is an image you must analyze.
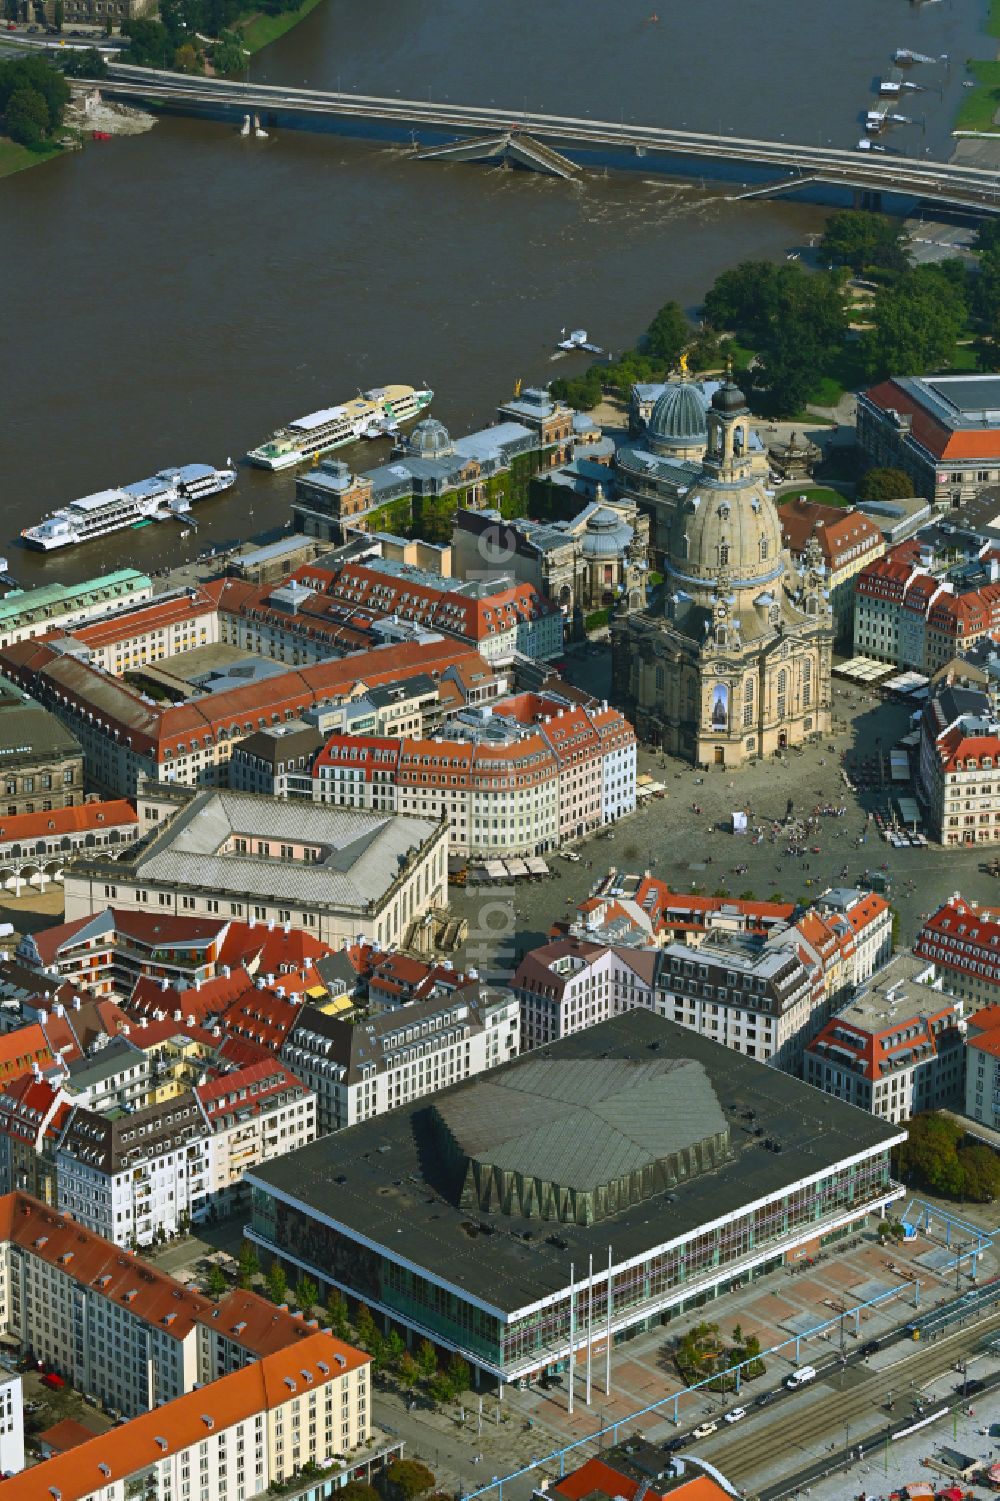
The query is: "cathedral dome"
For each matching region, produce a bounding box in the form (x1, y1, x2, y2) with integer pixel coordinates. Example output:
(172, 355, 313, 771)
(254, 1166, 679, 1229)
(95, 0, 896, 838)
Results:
(668, 477, 784, 595)
(647, 381, 707, 453)
(409, 418, 454, 458)
(581, 506, 633, 560)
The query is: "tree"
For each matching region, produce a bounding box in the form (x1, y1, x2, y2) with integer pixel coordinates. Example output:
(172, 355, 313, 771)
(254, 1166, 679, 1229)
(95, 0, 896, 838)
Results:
(206, 1264, 227, 1300)
(385, 1328, 405, 1369)
(445, 1352, 470, 1397)
(264, 1259, 287, 1305)
(644, 300, 689, 367)
(354, 1304, 377, 1352)
(858, 467, 913, 502)
(325, 1288, 350, 1340)
(211, 30, 247, 75)
(3, 85, 49, 147)
(122, 17, 175, 66)
(173, 40, 202, 72)
(385, 1460, 436, 1501)
(958, 1143, 1000, 1202)
(819, 211, 910, 278)
(415, 1338, 437, 1381)
(752, 325, 822, 417)
(237, 1241, 259, 1290)
(294, 1275, 318, 1315)
(863, 265, 965, 380)
(61, 48, 109, 79)
(397, 1352, 419, 1391)
(339, 1484, 380, 1501)
(427, 1368, 455, 1404)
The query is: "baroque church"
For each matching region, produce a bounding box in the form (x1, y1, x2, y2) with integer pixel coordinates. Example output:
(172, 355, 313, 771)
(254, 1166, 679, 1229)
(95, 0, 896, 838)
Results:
(611, 377, 833, 768)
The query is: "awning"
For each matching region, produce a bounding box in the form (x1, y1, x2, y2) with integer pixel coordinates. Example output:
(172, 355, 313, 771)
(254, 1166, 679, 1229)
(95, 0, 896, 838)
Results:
(525, 857, 548, 875)
(504, 858, 530, 879)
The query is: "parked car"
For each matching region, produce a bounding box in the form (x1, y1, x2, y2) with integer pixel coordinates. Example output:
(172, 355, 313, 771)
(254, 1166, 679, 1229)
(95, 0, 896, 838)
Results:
(559, 848, 581, 862)
(663, 1436, 688, 1454)
(724, 1407, 747, 1424)
(859, 1340, 879, 1357)
(785, 1364, 818, 1389)
(754, 1391, 774, 1408)
(955, 1377, 986, 1396)
(692, 1421, 718, 1439)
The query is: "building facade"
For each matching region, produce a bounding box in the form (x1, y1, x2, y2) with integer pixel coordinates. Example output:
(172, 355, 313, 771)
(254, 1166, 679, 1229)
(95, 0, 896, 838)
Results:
(247, 1012, 904, 1387)
(281, 987, 520, 1134)
(915, 894, 1000, 1006)
(917, 684, 1000, 846)
(312, 692, 636, 857)
(804, 955, 965, 1125)
(612, 380, 833, 768)
(776, 496, 885, 649)
(858, 374, 1000, 508)
(62, 785, 449, 952)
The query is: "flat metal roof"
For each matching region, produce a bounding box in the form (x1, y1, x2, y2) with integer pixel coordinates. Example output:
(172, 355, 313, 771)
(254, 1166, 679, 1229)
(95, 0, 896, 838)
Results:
(248, 1011, 902, 1316)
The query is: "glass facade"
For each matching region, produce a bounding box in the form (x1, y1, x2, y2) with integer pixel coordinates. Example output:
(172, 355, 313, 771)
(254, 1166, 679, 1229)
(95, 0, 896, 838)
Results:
(251, 1150, 894, 1376)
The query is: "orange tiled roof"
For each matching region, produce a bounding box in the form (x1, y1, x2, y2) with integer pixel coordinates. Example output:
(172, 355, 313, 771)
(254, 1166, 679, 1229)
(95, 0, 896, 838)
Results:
(0, 1330, 369, 1501)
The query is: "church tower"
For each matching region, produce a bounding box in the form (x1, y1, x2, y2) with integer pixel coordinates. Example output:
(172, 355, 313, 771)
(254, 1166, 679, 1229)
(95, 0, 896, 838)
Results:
(614, 378, 832, 767)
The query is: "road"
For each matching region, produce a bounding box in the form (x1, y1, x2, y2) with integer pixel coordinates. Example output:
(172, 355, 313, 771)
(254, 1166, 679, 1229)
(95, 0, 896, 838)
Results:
(692, 1310, 1000, 1492)
(94, 63, 1000, 212)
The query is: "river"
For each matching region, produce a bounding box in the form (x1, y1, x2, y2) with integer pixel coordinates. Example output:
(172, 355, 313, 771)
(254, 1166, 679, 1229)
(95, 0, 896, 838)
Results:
(0, 0, 988, 587)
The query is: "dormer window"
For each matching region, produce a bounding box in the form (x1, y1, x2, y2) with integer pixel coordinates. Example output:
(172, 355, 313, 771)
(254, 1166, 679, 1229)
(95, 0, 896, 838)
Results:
(719, 544, 730, 567)
(760, 538, 769, 560)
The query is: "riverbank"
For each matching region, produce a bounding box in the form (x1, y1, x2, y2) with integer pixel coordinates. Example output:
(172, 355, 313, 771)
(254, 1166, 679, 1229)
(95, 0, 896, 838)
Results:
(237, 0, 327, 56)
(0, 138, 63, 180)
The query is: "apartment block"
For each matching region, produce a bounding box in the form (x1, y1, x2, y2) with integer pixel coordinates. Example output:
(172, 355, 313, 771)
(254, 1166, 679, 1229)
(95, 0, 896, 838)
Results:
(804, 954, 965, 1125)
(0, 1329, 371, 1501)
(313, 692, 636, 856)
(281, 987, 519, 1133)
(915, 893, 1000, 1006)
(0, 1194, 323, 1419)
(917, 684, 1000, 846)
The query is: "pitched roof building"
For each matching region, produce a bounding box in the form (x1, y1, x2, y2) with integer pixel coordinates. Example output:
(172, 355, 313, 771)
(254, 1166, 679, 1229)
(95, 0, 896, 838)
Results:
(859, 374, 1000, 507)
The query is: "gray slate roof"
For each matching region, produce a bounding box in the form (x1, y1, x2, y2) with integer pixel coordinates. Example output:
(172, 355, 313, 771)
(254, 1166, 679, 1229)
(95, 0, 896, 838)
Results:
(129, 790, 441, 912)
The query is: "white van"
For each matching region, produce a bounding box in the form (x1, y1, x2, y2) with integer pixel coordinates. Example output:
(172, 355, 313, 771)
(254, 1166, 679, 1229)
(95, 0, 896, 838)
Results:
(785, 1365, 818, 1389)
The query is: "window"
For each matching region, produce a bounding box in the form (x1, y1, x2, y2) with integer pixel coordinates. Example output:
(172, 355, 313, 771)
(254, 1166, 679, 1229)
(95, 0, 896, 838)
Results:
(760, 537, 769, 560)
(719, 543, 730, 566)
(743, 675, 754, 728)
(802, 658, 812, 709)
(776, 668, 787, 720)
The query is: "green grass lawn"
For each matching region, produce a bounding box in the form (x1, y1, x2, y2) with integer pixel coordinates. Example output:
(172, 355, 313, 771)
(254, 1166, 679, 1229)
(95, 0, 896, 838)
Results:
(955, 61, 1000, 133)
(0, 138, 61, 180)
(988, 0, 1000, 37)
(238, 0, 326, 53)
(780, 486, 850, 507)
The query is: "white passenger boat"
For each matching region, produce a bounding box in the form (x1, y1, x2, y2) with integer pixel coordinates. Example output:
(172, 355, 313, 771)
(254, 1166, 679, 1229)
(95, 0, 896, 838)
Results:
(21, 463, 236, 552)
(247, 383, 433, 470)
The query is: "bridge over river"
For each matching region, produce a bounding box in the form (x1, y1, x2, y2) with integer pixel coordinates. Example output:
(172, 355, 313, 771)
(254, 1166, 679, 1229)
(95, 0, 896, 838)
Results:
(99, 63, 1000, 214)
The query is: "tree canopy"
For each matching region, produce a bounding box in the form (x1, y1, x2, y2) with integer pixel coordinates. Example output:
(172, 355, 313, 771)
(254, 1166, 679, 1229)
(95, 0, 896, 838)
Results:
(819, 211, 910, 278)
(0, 55, 69, 146)
(861, 263, 969, 380)
(897, 1113, 1000, 1202)
(857, 467, 913, 502)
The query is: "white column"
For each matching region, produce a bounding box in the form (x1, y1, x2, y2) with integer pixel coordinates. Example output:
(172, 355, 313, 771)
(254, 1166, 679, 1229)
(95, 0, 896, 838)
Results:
(567, 1262, 575, 1416)
(605, 1244, 613, 1396)
(586, 1253, 593, 1407)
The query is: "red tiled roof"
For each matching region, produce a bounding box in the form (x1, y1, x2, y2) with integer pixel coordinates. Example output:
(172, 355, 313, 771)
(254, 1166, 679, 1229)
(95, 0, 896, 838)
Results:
(0, 800, 136, 845)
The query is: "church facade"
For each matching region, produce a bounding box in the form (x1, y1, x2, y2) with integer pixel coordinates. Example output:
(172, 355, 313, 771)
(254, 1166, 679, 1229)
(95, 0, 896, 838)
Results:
(611, 380, 833, 768)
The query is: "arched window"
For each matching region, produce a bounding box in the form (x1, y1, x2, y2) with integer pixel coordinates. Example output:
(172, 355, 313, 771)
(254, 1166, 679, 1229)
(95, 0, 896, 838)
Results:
(734, 425, 745, 456)
(655, 665, 665, 691)
(777, 668, 788, 719)
(760, 537, 769, 561)
(719, 543, 730, 567)
(743, 676, 755, 728)
(803, 658, 812, 709)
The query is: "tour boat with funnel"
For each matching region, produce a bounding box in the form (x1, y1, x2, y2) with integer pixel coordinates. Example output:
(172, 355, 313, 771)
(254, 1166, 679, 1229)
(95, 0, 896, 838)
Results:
(247, 383, 433, 470)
